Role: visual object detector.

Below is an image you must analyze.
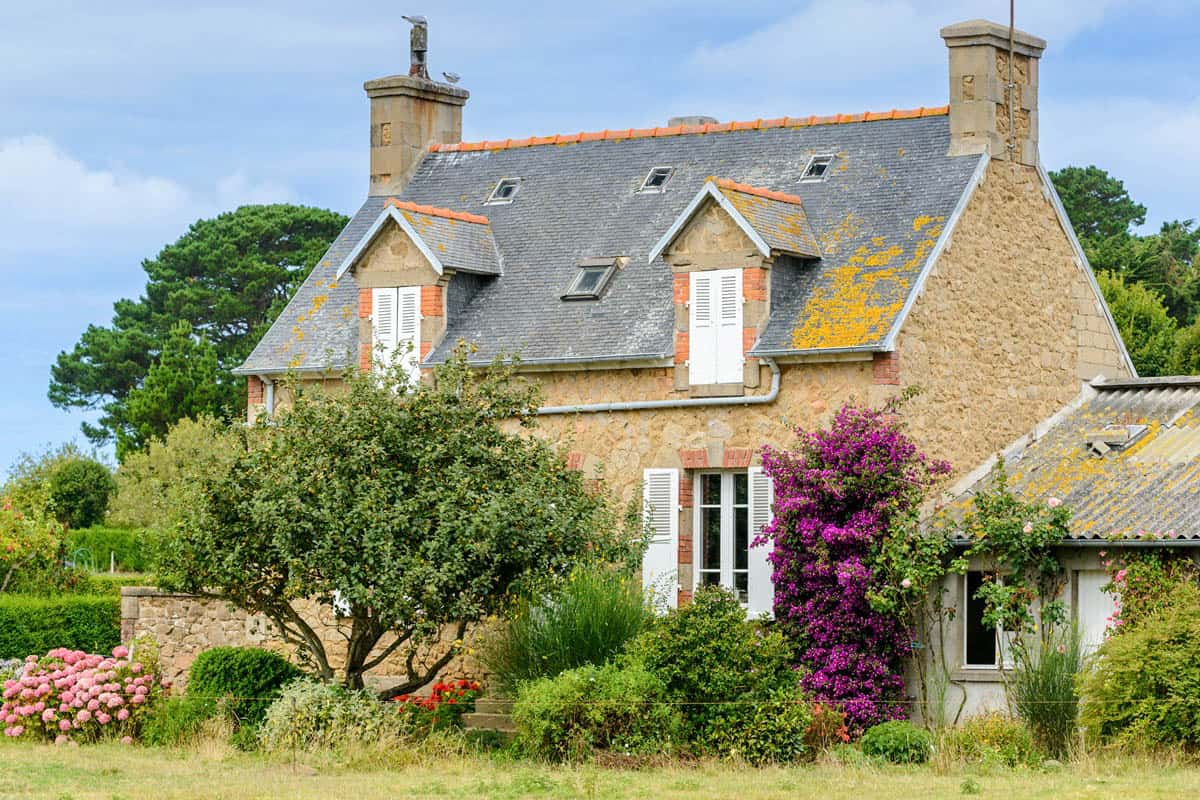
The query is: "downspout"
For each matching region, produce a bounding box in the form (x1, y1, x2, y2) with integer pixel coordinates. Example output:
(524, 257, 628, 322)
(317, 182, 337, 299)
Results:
(263, 377, 275, 420)
(537, 357, 781, 415)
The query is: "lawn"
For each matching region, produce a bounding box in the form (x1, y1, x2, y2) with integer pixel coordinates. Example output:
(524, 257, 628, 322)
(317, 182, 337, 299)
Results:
(2, 743, 1200, 800)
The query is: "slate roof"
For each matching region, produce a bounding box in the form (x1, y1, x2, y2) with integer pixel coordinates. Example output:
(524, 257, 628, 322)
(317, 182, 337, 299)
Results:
(371, 200, 502, 276)
(714, 180, 821, 258)
(945, 377, 1200, 544)
(239, 108, 984, 373)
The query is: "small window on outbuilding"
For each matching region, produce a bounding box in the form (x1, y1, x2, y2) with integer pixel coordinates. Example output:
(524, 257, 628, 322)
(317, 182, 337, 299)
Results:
(562, 257, 618, 300)
(486, 178, 521, 204)
(638, 166, 674, 194)
(800, 155, 834, 182)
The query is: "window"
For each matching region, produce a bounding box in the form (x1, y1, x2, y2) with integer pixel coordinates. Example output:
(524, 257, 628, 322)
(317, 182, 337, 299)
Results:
(371, 286, 421, 382)
(562, 258, 617, 300)
(800, 154, 834, 182)
(688, 269, 743, 385)
(963, 571, 1013, 668)
(486, 178, 521, 204)
(638, 166, 674, 193)
(697, 472, 751, 603)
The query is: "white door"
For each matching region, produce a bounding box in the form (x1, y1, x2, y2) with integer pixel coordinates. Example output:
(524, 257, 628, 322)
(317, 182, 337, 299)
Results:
(1077, 570, 1116, 657)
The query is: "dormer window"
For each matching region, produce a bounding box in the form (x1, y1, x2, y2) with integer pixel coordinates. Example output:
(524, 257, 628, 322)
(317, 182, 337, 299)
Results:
(800, 155, 834, 182)
(562, 257, 618, 300)
(486, 178, 521, 204)
(638, 166, 674, 194)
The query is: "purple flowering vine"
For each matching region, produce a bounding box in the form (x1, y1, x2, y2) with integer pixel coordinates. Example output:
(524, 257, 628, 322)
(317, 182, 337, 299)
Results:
(760, 403, 950, 732)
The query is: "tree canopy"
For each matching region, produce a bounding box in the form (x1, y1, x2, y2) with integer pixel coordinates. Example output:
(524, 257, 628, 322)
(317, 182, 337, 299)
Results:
(1049, 165, 1146, 240)
(49, 204, 347, 454)
(1096, 271, 1178, 377)
(156, 348, 637, 694)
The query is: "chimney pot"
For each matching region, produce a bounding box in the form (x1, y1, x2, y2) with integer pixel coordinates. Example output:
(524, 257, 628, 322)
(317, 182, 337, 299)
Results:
(668, 115, 719, 127)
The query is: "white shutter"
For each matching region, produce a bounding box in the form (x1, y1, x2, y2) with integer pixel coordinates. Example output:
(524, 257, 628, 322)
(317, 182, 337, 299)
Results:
(689, 273, 716, 385)
(371, 287, 398, 366)
(396, 287, 421, 382)
(747, 466, 775, 618)
(642, 468, 680, 612)
(716, 269, 743, 384)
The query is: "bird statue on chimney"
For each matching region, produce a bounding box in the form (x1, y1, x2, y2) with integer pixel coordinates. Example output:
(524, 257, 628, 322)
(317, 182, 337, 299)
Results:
(402, 15, 429, 79)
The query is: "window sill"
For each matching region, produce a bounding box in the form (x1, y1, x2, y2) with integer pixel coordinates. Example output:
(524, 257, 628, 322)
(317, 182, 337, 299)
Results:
(953, 667, 1011, 684)
(688, 383, 745, 399)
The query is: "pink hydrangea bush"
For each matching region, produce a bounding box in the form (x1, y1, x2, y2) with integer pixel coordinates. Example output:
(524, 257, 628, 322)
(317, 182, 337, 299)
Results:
(2, 645, 165, 742)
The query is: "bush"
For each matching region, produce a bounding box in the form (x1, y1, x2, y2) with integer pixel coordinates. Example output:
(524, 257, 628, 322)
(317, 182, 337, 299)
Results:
(0, 501, 61, 593)
(1, 645, 163, 742)
(482, 564, 648, 694)
(624, 586, 795, 747)
(391, 679, 482, 733)
(860, 720, 932, 764)
(709, 686, 814, 765)
(512, 662, 683, 762)
(2, 443, 89, 519)
(259, 679, 404, 753)
(1078, 582, 1200, 749)
(186, 647, 302, 731)
(48, 459, 116, 529)
(805, 702, 851, 752)
(141, 695, 219, 747)
(1007, 627, 1082, 759)
(64, 527, 153, 573)
(0, 595, 119, 658)
(939, 713, 1040, 768)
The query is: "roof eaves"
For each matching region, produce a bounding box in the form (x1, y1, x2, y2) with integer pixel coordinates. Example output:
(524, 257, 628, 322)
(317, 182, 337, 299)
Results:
(649, 180, 771, 264)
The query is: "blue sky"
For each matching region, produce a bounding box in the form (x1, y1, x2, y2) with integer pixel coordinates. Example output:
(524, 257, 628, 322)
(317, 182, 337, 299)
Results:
(2, 0, 1198, 475)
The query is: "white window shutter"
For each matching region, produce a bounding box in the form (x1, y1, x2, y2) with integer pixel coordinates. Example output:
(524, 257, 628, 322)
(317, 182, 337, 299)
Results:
(689, 272, 716, 385)
(642, 468, 680, 612)
(396, 287, 421, 381)
(747, 466, 775, 618)
(371, 287, 398, 366)
(716, 269, 743, 384)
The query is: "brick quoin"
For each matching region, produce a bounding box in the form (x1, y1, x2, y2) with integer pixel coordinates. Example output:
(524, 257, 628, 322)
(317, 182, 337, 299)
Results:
(419, 341, 432, 360)
(743, 267, 767, 301)
(675, 331, 690, 363)
(679, 449, 708, 469)
(677, 590, 694, 607)
(246, 376, 264, 406)
(742, 327, 758, 355)
(678, 476, 694, 508)
(677, 534, 693, 565)
(722, 447, 753, 468)
(673, 274, 689, 304)
(359, 343, 371, 372)
(420, 285, 444, 317)
(873, 350, 901, 385)
(358, 288, 372, 319)
(566, 451, 584, 471)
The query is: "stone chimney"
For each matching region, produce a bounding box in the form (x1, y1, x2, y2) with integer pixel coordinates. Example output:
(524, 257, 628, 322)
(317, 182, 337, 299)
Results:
(940, 19, 1046, 166)
(364, 18, 468, 196)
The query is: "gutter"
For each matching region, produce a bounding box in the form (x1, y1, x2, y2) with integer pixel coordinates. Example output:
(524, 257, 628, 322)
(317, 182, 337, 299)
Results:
(537, 358, 781, 415)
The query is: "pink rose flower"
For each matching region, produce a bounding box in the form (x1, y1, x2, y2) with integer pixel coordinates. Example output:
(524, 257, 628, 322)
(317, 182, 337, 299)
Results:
(900, 578, 912, 589)
(1023, 522, 1033, 534)
(1048, 497, 1062, 508)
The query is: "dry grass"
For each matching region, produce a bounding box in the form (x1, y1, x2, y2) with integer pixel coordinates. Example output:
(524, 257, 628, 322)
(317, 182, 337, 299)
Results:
(2, 741, 1200, 800)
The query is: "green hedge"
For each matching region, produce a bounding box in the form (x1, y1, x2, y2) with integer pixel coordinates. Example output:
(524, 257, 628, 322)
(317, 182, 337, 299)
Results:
(0, 595, 121, 658)
(65, 526, 153, 572)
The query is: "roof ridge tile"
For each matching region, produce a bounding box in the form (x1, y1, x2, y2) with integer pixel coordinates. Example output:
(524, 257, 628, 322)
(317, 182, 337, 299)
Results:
(385, 198, 490, 225)
(713, 178, 804, 206)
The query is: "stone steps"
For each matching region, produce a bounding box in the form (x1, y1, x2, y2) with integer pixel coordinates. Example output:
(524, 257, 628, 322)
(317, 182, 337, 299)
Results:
(464, 697, 515, 739)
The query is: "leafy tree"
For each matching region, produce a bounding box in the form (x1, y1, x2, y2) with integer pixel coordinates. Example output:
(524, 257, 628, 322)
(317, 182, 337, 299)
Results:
(0, 500, 62, 593)
(2, 443, 89, 519)
(1173, 318, 1200, 375)
(49, 204, 347, 451)
(46, 459, 116, 529)
(1096, 271, 1178, 376)
(1050, 165, 1146, 239)
(117, 322, 226, 460)
(1087, 223, 1200, 326)
(156, 347, 635, 694)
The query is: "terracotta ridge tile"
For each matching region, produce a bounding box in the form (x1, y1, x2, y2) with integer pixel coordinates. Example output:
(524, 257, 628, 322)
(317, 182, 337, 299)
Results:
(427, 105, 949, 152)
(713, 178, 804, 206)
(386, 198, 490, 225)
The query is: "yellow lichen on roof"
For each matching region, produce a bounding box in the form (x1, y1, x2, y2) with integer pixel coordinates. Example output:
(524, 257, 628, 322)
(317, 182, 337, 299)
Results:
(789, 261, 907, 349)
(819, 213, 862, 255)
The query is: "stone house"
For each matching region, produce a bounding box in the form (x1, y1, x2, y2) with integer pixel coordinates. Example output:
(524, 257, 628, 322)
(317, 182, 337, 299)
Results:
(232, 17, 1134, 681)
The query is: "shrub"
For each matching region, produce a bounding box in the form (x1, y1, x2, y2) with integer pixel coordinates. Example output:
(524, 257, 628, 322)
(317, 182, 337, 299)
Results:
(482, 564, 648, 694)
(48, 459, 116, 529)
(624, 586, 794, 747)
(860, 720, 932, 764)
(186, 647, 302, 731)
(2, 443, 88, 520)
(0, 595, 120, 658)
(1, 645, 163, 742)
(0, 501, 61, 593)
(64, 527, 153, 573)
(1007, 627, 1082, 759)
(512, 662, 683, 762)
(141, 695, 219, 747)
(709, 686, 814, 765)
(939, 713, 1040, 768)
(1078, 582, 1200, 749)
(391, 679, 481, 733)
(259, 679, 404, 753)
(805, 702, 851, 752)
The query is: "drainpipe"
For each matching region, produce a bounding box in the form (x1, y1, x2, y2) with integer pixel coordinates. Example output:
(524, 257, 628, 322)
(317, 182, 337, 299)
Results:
(263, 377, 275, 419)
(537, 358, 781, 415)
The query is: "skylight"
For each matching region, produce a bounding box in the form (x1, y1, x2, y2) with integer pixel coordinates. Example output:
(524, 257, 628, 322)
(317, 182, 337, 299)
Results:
(800, 155, 834, 182)
(638, 166, 674, 194)
(486, 178, 521, 204)
(562, 258, 618, 300)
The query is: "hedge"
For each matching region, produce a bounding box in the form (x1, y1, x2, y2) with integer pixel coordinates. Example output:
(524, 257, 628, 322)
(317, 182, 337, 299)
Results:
(0, 595, 121, 658)
(65, 526, 153, 573)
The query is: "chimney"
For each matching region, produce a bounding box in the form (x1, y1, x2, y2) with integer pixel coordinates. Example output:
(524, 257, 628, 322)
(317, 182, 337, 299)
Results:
(364, 17, 468, 196)
(940, 19, 1046, 166)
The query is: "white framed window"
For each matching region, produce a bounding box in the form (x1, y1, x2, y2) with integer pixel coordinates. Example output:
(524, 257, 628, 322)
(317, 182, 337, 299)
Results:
(485, 178, 521, 204)
(688, 269, 743, 385)
(638, 166, 674, 193)
(694, 469, 774, 616)
(800, 154, 834, 182)
(963, 571, 1013, 669)
(371, 286, 421, 382)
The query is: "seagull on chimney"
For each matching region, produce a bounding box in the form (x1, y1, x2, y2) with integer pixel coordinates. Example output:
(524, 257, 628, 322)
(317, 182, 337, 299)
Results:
(402, 14, 426, 25)
(442, 72, 461, 84)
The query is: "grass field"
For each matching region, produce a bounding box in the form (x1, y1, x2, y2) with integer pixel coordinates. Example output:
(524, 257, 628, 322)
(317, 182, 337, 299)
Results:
(2, 743, 1200, 800)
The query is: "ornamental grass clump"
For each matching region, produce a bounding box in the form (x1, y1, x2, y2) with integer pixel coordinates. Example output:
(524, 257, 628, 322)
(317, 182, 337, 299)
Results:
(1006, 627, 1082, 760)
(761, 402, 951, 731)
(1, 645, 163, 743)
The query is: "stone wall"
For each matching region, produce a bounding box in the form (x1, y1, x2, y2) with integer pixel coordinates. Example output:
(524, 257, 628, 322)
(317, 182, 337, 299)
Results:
(120, 587, 485, 693)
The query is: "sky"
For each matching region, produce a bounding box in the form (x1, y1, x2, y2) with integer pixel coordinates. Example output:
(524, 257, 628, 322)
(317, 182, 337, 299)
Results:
(1, 0, 1198, 475)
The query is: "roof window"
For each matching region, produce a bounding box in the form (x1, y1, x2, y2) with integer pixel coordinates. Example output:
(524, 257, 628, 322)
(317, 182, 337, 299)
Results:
(486, 178, 521, 204)
(562, 257, 619, 300)
(638, 166, 674, 194)
(800, 155, 834, 183)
